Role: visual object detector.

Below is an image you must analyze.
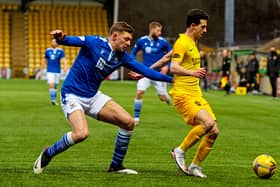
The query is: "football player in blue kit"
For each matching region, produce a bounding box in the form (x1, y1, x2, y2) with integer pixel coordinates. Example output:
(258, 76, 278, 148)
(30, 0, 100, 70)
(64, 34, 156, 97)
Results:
(40, 39, 68, 105)
(33, 22, 173, 175)
(131, 22, 172, 124)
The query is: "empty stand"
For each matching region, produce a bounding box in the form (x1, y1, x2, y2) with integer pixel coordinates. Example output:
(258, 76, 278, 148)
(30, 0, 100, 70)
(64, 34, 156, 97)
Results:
(26, 4, 109, 77)
(11, 12, 26, 77)
(0, 3, 109, 78)
(0, 4, 17, 73)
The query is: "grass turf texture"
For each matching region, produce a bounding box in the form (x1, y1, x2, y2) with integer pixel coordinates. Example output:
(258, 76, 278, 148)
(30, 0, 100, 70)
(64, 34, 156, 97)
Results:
(0, 79, 280, 187)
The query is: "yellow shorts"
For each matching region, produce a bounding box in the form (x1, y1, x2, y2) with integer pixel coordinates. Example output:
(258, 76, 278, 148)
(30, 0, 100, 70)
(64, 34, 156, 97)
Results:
(172, 94, 216, 126)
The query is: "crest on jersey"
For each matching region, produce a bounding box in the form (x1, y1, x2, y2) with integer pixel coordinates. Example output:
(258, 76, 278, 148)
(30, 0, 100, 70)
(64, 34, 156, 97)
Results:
(172, 53, 181, 59)
(195, 101, 201, 106)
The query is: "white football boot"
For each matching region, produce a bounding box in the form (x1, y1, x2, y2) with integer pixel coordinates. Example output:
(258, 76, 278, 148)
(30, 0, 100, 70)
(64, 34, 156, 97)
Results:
(33, 148, 52, 174)
(107, 165, 138, 175)
(170, 148, 189, 175)
(188, 163, 207, 178)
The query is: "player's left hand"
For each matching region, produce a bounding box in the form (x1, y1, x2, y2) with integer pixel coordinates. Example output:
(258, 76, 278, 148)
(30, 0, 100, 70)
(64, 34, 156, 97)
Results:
(50, 30, 66, 40)
(128, 71, 143, 80)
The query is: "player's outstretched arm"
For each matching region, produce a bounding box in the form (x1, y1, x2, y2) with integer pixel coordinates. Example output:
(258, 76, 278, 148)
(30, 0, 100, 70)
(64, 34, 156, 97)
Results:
(125, 60, 173, 83)
(50, 30, 86, 47)
(150, 50, 173, 69)
(170, 61, 206, 78)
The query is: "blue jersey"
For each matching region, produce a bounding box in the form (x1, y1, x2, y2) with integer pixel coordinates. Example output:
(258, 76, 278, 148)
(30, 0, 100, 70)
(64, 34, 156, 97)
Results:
(44, 47, 65, 73)
(130, 36, 172, 68)
(57, 36, 173, 98)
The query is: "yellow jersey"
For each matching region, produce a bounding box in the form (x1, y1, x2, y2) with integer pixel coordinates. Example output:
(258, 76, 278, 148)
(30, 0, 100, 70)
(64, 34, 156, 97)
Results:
(169, 33, 202, 96)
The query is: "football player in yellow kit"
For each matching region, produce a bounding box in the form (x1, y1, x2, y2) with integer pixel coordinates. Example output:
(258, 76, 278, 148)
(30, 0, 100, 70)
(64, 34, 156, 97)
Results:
(139, 8, 217, 178)
(168, 9, 219, 178)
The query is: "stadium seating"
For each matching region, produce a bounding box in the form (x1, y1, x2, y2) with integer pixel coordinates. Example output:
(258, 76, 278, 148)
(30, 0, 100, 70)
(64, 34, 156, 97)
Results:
(0, 3, 109, 78)
(26, 4, 109, 77)
(0, 4, 17, 70)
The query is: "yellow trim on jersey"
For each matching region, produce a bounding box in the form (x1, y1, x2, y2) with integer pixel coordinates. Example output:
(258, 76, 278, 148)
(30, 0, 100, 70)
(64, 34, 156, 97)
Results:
(169, 34, 202, 96)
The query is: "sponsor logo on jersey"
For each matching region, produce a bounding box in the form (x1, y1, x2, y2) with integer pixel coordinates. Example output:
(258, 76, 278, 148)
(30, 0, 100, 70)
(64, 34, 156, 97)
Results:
(145, 47, 152, 54)
(50, 54, 56, 60)
(96, 57, 106, 70)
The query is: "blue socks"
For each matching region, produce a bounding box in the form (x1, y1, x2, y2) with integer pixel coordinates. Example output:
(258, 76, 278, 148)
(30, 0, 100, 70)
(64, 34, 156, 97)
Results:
(134, 99, 142, 119)
(46, 132, 74, 158)
(49, 88, 57, 102)
(110, 128, 132, 168)
(45, 129, 132, 168)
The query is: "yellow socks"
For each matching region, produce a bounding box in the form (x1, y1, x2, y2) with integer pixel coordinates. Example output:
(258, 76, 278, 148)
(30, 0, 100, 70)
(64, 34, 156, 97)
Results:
(179, 125, 206, 152)
(192, 133, 216, 165)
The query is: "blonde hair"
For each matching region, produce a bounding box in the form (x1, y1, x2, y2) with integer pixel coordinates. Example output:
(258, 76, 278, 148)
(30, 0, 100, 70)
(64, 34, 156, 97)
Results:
(109, 21, 135, 35)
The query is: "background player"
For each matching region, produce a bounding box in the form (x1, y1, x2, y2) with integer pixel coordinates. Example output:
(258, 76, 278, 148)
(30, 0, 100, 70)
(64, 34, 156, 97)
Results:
(220, 49, 231, 95)
(33, 22, 173, 175)
(267, 47, 280, 99)
(40, 38, 67, 105)
(169, 9, 219, 178)
(130, 22, 172, 125)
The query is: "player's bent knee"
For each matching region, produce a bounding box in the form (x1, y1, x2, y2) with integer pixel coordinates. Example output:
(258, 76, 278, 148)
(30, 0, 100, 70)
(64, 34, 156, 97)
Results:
(72, 129, 89, 143)
(136, 91, 145, 99)
(203, 119, 216, 132)
(122, 117, 135, 131)
(209, 124, 219, 140)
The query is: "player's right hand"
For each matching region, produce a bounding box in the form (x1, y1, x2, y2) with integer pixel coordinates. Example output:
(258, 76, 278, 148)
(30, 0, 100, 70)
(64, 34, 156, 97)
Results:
(128, 71, 143, 80)
(50, 30, 66, 40)
(193, 67, 206, 78)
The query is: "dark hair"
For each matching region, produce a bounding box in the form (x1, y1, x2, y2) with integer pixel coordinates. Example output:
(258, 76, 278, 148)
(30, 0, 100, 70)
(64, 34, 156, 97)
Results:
(149, 21, 162, 31)
(186, 9, 209, 27)
(109, 21, 135, 35)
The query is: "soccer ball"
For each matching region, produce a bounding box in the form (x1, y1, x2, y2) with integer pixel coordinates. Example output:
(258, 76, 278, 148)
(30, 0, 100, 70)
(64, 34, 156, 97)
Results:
(252, 154, 277, 178)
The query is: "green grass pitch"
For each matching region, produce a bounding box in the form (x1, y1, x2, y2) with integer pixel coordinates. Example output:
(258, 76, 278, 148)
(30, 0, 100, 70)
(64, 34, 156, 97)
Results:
(0, 79, 280, 186)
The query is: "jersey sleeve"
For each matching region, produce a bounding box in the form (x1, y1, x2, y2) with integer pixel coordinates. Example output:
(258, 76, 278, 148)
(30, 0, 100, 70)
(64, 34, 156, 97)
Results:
(123, 53, 173, 83)
(57, 36, 87, 47)
(60, 49, 65, 58)
(130, 39, 141, 59)
(164, 39, 172, 52)
(171, 41, 185, 64)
